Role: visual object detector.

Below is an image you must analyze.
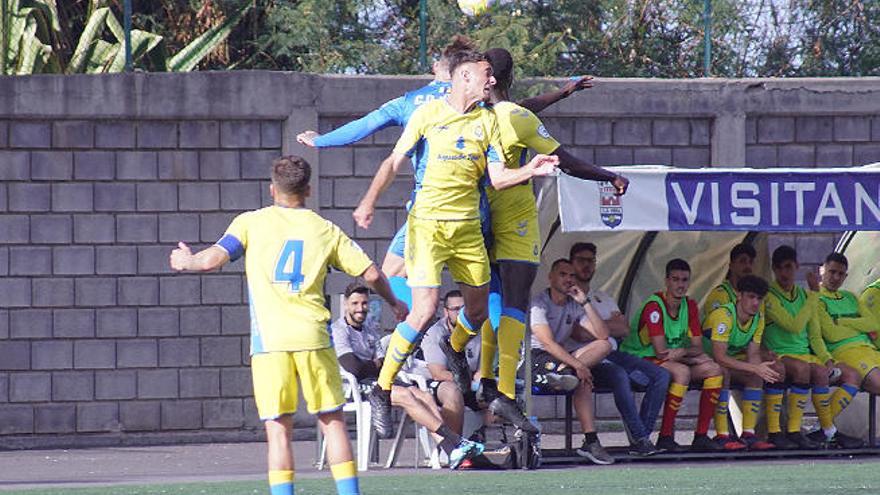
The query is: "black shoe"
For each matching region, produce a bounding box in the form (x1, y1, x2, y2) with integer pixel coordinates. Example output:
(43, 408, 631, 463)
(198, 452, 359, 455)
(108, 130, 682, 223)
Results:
(810, 429, 865, 449)
(477, 378, 500, 405)
(833, 431, 865, 449)
(691, 434, 724, 452)
(440, 337, 472, 393)
(806, 429, 831, 449)
(576, 439, 615, 465)
(768, 432, 798, 450)
(488, 395, 539, 434)
(628, 437, 660, 457)
(787, 431, 822, 450)
(656, 435, 686, 453)
(368, 386, 394, 439)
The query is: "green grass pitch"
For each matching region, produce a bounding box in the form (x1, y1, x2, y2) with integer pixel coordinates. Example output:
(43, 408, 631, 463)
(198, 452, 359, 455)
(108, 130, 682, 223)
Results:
(7, 460, 880, 495)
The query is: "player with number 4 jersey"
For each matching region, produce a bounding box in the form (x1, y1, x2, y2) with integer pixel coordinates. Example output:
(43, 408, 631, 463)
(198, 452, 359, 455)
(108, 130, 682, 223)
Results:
(169, 156, 407, 495)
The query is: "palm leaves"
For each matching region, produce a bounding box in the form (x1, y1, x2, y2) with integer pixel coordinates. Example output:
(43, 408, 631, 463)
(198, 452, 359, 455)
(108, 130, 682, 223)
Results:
(0, 0, 249, 74)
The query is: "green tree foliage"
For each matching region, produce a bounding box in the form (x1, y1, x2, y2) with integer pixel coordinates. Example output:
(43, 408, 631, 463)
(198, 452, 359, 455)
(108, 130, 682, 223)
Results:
(5, 0, 878, 77)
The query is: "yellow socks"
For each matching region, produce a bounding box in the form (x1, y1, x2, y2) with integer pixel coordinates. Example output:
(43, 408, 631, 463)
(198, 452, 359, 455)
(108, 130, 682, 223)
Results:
(741, 388, 763, 433)
(479, 318, 497, 380)
(330, 460, 360, 495)
(496, 309, 526, 399)
(787, 385, 810, 433)
(268, 469, 294, 495)
(377, 321, 420, 389)
(764, 387, 784, 434)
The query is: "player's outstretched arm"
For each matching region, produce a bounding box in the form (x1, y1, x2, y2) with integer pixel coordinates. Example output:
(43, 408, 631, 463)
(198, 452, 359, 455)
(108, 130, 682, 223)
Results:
(486, 154, 559, 190)
(296, 102, 400, 148)
(554, 147, 629, 195)
(517, 76, 593, 115)
(169, 242, 229, 272)
(353, 152, 409, 229)
(361, 264, 409, 322)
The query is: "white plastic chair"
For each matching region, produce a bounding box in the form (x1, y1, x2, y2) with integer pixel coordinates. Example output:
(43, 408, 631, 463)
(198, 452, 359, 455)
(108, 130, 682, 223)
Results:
(384, 371, 441, 469)
(316, 368, 373, 471)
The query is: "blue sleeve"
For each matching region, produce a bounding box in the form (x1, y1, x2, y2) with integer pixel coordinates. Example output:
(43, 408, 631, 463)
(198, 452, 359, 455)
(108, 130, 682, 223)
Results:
(314, 97, 405, 147)
(215, 234, 244, 262)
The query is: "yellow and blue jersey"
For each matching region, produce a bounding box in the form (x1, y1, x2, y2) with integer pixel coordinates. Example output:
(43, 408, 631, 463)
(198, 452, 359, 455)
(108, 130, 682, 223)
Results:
(393, 98, 504, 221)
(215, 206, 373, 354)
(486, 101, 560, 224)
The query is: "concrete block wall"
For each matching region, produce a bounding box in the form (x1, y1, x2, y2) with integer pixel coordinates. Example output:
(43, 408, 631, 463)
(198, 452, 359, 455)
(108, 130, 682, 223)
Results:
(2, 74, 880, 445)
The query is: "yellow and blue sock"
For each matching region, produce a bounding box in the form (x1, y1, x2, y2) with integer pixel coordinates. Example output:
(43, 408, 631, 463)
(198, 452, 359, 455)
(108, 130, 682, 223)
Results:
(497, 308, 526, 400)
(764, 387, 784, 434)
(450, 311, 478, 353)
(479, 318, 497, 381)
(741, 387, 763, 433)
(330, 460, 360, 495)
(377, 321, 420, 390)
(714, 389, 730, 436)
(812, 385, 833, 431)
(787, 384, 810, 433)
(268, 469, 294, 495)
(831, 383, 859, 418)
(388, 276, 411, 310)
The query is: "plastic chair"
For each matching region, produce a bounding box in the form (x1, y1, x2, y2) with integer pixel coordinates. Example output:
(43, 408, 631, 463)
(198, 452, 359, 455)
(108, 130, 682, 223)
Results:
(316, 368, 373, 471)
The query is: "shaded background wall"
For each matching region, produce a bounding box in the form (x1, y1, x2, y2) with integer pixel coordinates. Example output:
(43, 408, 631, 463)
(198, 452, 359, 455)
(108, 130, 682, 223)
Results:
(1, 73, 879, 447)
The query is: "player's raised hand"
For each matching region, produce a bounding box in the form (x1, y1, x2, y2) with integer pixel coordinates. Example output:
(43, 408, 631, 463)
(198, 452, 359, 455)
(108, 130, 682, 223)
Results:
(567, 284, 588, 305)
(170, 242, 193, 271)
(390, 300, 409, 322)
(528, 154, 559, 177)
(353, 202, 375, 229)
(563, 75, 594, 96)
(296, 130, 319, 147)
(612, 174, 629, 196)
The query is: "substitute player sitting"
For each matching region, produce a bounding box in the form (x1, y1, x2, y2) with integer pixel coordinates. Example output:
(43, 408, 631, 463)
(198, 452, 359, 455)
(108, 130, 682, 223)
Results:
(369, 48, 559, 437)
(704, 275, 781, 451)
(530, 258, 615, 464)
(818, 252, 880, 395)
(620, 258, 726, 452)
(765, 246, 862, 449)
(332, 283, 482, 469)
(703, 243, 758, 317)
(168, 156, 407, 495)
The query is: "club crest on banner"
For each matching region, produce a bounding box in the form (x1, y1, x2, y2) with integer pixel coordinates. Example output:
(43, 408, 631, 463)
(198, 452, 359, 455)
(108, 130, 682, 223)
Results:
(599, 182, 623, 228)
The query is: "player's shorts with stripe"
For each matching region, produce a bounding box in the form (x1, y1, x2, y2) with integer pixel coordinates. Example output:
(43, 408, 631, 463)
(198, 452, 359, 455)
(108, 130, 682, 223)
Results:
(405, 216, 490, 288)
(490, 211, 540, 264)
(251, 348, 344, 419)
(831, 344, 880, 381)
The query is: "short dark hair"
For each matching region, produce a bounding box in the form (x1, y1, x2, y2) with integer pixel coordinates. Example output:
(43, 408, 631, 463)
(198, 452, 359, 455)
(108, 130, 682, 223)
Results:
(344, 282, 369, 300)
(665, 258, 691, 277)
(441, 35, 476, 61)
(272, 156, 311, 196)
(736, 275, 768, 298)
(730, 242, 757, 262)
(771, 245, 798, 268)
(825, 252, 848, 268)
(447, 49, 488, 77)
(442, 290, 463, 306)
(551, 258, 572, 272)
(569, 242, 597, 259)
(485, 48, 513, 92)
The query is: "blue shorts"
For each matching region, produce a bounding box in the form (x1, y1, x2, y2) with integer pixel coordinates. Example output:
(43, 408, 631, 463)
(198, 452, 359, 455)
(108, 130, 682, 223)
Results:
(387, 222, 407, 259)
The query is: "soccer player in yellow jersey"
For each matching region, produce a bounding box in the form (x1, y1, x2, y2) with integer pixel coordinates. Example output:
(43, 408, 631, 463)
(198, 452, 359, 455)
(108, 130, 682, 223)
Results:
(765, 246, 863, 449)
(449, 48, 630, 432)
(818, 252, 880, 395)
(702, 243, 758, 318)
(168, 156, 407, 495)
(704, 275, 782, 451)
(362, 49, 560, 437)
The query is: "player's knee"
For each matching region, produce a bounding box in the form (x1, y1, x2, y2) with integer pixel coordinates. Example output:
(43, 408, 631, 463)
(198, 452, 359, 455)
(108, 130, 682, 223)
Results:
(840, 366, 861, 387)
(443, 388, 464, 410)
(668, 364, 690, 384)
(809, 364, 828, 386)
